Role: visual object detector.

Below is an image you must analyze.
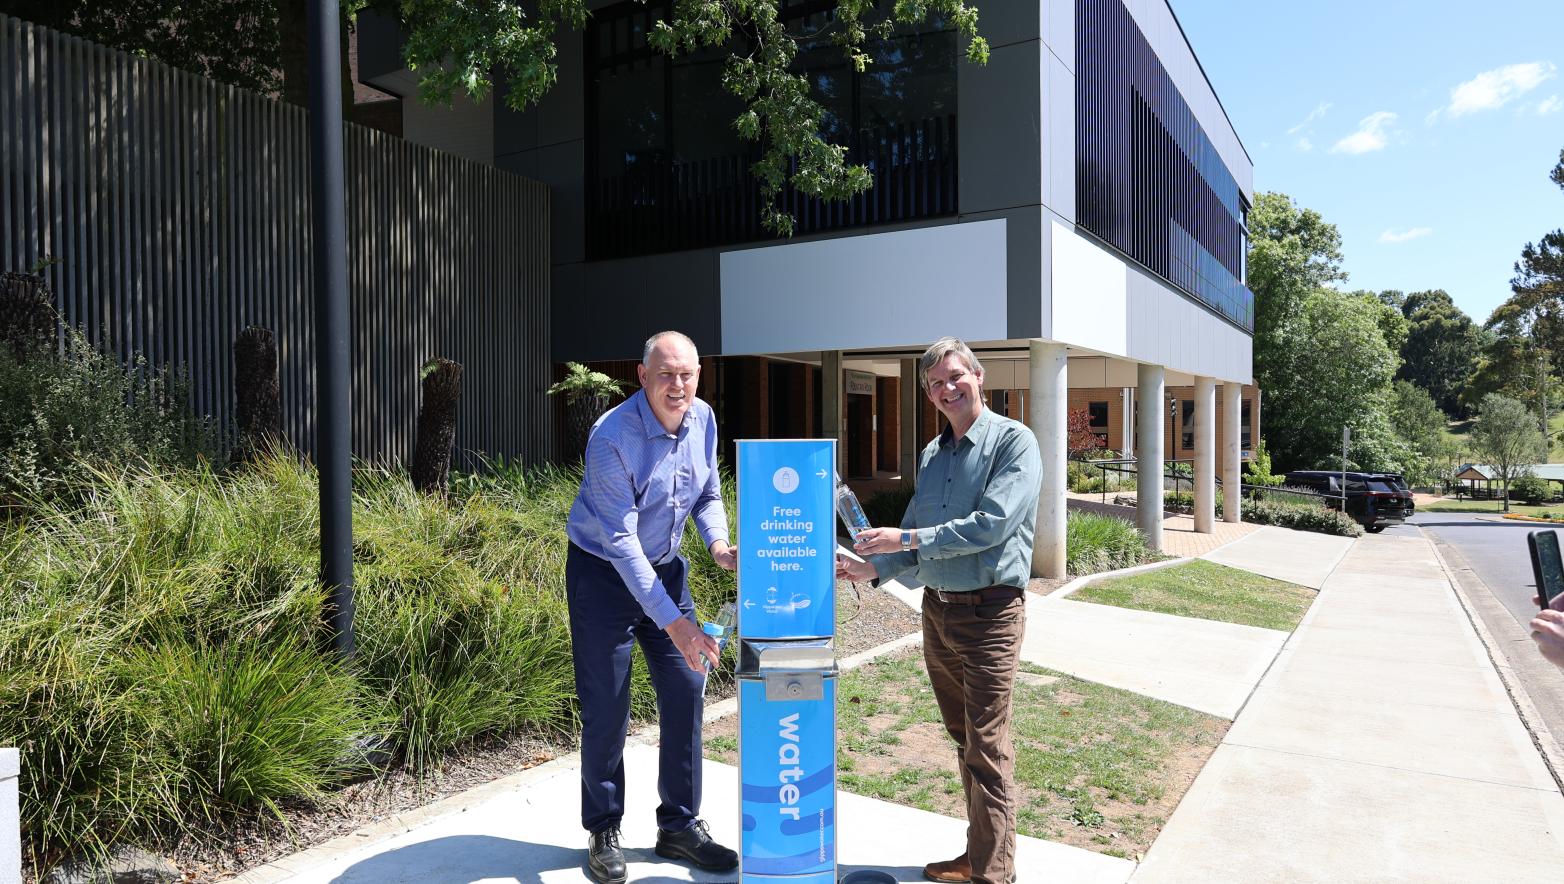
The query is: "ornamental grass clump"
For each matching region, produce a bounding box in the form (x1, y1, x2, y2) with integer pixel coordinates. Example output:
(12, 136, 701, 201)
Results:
(1065, 511, 1159, 575)
(0, 454, 738, 874)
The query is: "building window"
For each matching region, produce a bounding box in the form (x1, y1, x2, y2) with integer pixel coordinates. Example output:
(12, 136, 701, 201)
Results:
(1241, 399, 1252, 450)
(586, 0, 960, 260)
(1088, 400, 1109, 446)
(1181, 400, 1195, 450)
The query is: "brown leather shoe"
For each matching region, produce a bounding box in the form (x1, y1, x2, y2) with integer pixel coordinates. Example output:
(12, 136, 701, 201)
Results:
(923, 853, 973, 883)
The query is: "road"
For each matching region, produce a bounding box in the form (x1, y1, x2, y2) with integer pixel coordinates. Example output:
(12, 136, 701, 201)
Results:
(1402, 512, 1541, 629)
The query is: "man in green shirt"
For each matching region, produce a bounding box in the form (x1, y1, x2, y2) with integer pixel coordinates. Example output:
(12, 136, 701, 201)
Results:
(837, 336, 1040, 884)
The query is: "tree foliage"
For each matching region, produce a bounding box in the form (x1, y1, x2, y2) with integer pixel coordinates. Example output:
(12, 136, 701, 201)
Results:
(7, 0, 989, 237)
(1388, 380, 1445, 487)
(1471, 393, 1545, 512)
(1394, 290, 1480, 417)
(0, 0, 284, 93)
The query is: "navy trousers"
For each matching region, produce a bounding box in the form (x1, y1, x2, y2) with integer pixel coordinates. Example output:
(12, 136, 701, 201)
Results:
(567, 542, 705, 835)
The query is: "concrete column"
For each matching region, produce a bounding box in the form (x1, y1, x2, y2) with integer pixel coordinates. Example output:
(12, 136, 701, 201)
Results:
(1029, 341, 1068, 578)
(1223, 381, 1243, 523)
(1121, 386, 1134, 457)
(1194, 377, 1216, 533)
(1136, 363, 1164, 549)
(900, 358, 919, 480)
(821, 350, 844, 475)
(2, 748, 17, 884)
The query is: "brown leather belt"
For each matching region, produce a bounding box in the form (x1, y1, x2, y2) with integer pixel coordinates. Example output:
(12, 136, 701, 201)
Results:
(924, 585, 1024, 605)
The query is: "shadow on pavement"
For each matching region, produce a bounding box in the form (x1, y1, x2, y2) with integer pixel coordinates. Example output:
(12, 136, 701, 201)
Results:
(326, 834, 580, 883)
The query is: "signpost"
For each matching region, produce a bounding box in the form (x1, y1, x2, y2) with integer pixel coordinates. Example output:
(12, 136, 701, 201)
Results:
(735, 439, 838, 883)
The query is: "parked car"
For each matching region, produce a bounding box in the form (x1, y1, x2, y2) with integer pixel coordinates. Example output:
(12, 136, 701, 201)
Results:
(1282, 470, 1416, 533)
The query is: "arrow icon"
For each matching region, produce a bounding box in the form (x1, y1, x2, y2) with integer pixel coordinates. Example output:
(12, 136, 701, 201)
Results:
(743, 599, 756, 609)
(816, 469, 828, 479)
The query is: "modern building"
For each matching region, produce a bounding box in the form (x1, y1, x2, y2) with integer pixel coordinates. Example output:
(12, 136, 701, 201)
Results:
(358, 0, 1259, 575)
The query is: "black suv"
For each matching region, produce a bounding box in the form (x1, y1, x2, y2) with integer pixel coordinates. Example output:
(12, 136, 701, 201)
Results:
(1281, 471, 1416, 533)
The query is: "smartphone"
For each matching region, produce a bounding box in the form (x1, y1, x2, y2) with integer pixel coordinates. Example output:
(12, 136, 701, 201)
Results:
(1529, 530, 1564, 611)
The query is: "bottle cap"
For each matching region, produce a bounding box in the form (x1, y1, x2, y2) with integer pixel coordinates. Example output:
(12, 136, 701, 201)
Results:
(701, 621, 725, 637)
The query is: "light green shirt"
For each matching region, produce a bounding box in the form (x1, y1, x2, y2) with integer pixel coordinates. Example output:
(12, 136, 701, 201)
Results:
(871, 407, 1042, 591)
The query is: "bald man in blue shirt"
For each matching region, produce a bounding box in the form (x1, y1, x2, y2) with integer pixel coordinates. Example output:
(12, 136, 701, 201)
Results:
(564, 330, 739, 884)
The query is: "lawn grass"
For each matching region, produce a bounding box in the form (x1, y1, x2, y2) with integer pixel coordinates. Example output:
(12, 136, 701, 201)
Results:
(1418, 498, 1564, 516)
(1070, 560, 1315, 631)
(703, 651, 1227, 860)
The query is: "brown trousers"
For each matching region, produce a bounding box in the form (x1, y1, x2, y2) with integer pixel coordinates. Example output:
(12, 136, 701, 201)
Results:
(922, 591, 1026, 884)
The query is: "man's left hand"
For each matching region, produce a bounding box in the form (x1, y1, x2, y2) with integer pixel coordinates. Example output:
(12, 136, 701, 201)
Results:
(710, 540, 738, 571)
(853, 526, 910, 555)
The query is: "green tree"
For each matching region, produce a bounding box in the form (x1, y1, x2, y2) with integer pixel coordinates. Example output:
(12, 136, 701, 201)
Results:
(1388, 380, 1445, 486)
(0, 0, 283, 93)
(1395, 290, 1480, 417)
(1260, 287, 1404, 473)
(19, 0, 989, 238)
(1471, 393, 1546, 512)
(1247, 192, 1348, 386)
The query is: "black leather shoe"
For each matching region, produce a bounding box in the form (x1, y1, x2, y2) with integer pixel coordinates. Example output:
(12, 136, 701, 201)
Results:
(587, 825, 627, 884)
(655, 819, 739, 871)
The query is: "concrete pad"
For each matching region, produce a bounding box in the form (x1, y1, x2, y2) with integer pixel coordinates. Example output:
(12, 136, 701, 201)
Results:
(1200, 526, 1354, 589)
(1224, 686, 1557, 790)
(267, 744, 1133, 884)
(1021, 596, 1287, 719)
(1133, 744, 1564, 884)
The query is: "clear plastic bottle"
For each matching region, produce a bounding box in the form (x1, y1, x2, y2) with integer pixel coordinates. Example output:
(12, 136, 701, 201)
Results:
(702, 601, 737, 675)
(835, 474, 872, 539)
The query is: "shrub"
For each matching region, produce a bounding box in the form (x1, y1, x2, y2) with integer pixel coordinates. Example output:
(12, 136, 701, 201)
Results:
(1066, 511, 1160, 575)
(1242, 495, 1362, 537)
(0, 328, 216, 508)
(1511, 475, 1551, 506)
(861, 482, 915, 531)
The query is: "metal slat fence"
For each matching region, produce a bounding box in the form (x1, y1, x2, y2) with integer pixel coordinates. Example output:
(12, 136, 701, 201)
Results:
(0, 15, 553, 467)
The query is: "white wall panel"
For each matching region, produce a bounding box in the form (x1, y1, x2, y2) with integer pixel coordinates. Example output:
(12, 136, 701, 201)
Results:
(719, 220, 1008, 355)
(1050, 221, 1127, 356)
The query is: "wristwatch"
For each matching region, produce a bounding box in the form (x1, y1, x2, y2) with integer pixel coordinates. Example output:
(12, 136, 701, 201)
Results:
(900, 530, 912, 551)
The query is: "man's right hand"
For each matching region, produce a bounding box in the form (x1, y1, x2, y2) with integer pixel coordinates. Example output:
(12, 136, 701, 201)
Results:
(836, 554, 876, 582)
(666, 616, 721, 673)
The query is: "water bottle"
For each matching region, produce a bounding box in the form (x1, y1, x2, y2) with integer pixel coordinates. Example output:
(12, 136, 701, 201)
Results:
(702, 601, 737, 674)
(835, 474, 872, 539)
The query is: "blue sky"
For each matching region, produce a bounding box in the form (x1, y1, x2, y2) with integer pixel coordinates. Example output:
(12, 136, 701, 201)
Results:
(1169, 0, 1563, 325)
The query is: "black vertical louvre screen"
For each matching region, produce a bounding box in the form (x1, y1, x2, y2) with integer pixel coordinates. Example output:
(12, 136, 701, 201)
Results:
(1074, 0, 1253, 332)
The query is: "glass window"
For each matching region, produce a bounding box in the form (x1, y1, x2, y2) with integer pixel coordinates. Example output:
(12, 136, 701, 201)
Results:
(1181, 400, 1195, 450)
(1088, 401, 1109, 445)
(1241, 400, 1252, 450)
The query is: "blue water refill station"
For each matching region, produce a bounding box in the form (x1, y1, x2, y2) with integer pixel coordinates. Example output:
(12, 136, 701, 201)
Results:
(735, 440, 838, 884)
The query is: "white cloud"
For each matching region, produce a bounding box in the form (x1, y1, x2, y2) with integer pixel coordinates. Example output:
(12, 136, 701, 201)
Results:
(1440, 62, 1557, 118)
(1295, 136, 1314, 152)
(1331, 112, 1398, 154)
(1379, 227, 1433, 244)
(1287, 101, 1333, 135)
(1539, 95, 1563, 116)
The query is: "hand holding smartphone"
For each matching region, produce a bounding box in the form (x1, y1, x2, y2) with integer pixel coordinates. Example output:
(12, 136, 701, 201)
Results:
(1528, 530, 1564, 611)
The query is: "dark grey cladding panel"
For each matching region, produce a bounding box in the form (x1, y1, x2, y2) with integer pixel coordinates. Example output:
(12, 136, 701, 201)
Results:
(958, 39, 1042, 216)
(553, 250, 722, 362)
(979, 1, 1043, 47)
(355, 9, 404, 83)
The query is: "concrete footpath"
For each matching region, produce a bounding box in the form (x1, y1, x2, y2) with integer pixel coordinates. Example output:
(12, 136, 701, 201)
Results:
(239, 743, 1133, 884)
(1133, 531, 1564, 883)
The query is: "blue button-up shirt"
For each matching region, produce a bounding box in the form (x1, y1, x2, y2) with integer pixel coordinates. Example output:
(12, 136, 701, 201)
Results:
(566, 389, 730, 628)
